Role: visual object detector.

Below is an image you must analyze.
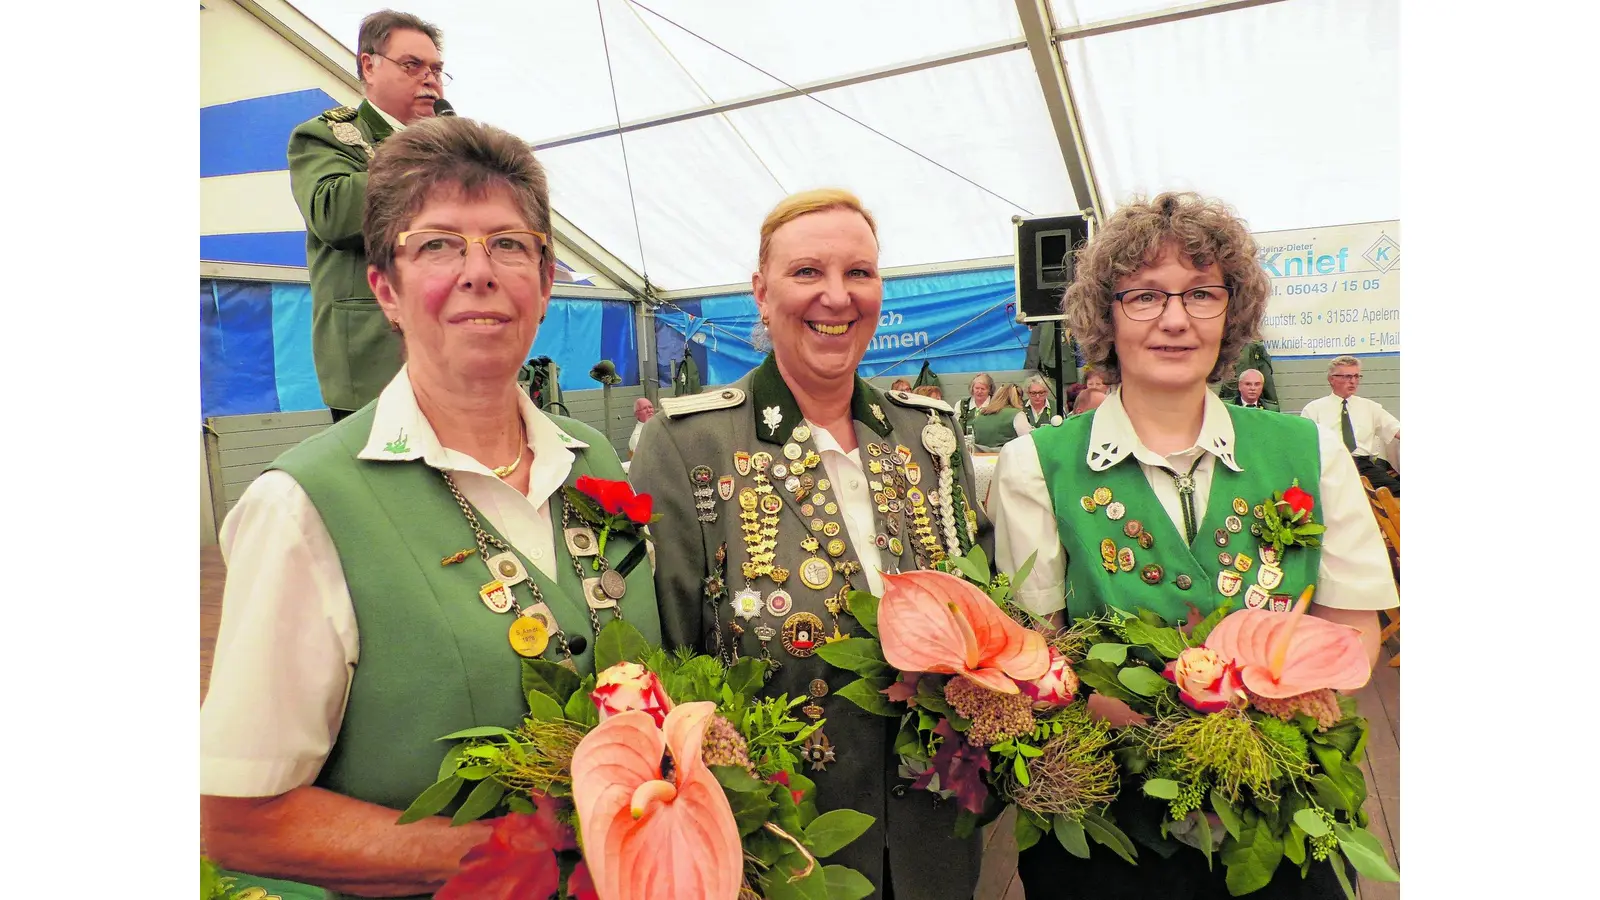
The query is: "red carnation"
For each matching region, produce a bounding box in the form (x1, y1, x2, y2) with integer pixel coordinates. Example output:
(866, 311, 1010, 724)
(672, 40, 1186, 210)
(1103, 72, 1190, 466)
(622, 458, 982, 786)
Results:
(1282, 484, 1315, 518)
(575, 475, 629, 516)
(621, 490, 653, 525)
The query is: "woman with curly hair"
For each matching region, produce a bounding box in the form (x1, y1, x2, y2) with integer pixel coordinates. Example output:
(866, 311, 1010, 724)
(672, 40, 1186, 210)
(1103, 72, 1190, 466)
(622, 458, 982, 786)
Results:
(990, 192, 1396, 898)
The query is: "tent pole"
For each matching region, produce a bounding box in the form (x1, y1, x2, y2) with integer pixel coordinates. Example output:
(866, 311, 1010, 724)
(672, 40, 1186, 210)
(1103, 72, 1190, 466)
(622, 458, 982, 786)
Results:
(1013, 0, 1104, 221)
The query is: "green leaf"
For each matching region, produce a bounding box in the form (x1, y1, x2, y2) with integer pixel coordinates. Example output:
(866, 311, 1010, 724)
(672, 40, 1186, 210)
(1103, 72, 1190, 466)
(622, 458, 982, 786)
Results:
(1086, 642, 1130, 665)
(724, 656, 768, 698)
(1189, 602, 1235, 645)
(836, 677, 898, 716)
(1013, 551, 1039, 597)
(451, 777, 507, 825)
(814, 637, 890, 677)
(395, 774, 464, 825)
(505, 794, 535, 815)
(1329, 847, 1358, 900)
(1143, 778, 1181, 800)
(713, 766, 777, 836)
(564, 687, 600, 727)
(964, 544, 991, 580)
(1135, 608, 1169, 628)
(1082, 811, 1138, 865)
(1332, 824, 1400, 881)
(1309, 774, 1351, 813)
(1052, 815, 1091, 859)
(436, 725, 514, 741)
(1209, 790, 1243, 841)
(1117, 666, 1172, 697)
(1314, 720, 1365, 760)
(822, 865, 876, 900)
(1014, 807, 1045, 852)
(761, 862, 830, 900)
(521, 659, 582, 706)
(1013, 752, 1030, 786)
(1075, 659, 1142, 704)
(804, 809, 876, 858)
(1122, 618, 1187, 659)
(593, 617, 651, 670)
(845, 592, 880, 638)
(437, 743, 467, 781)
(1295, 523, 1327, 536)
(914, 678, 954, 716)
(947, 553, 989, 586)
(1293, 808, 1330, 838)
(1283, 823, 1307, 866)
(1195, 809, 1215, 871)
(1221, 822, 1283, 896)
(454, 764, 494, 779)
(526, 689, 564, 722)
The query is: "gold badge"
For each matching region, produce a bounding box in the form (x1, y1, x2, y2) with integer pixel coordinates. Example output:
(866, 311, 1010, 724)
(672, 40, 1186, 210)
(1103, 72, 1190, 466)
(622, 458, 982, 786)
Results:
(799, 556, 834, 590)
(1233, 497, 1250, 517)
(752, 451, 774, 472)
(1174, 573, 1193, 590)
(888, 537, 904, 556)
(1092, 486, 1114, 506)
(784, 442, 803, 461)
(824, 501, 839, 516)
(1233, 552, 1254, 574)
(766, 590, 794, 617)
(1259, 545, 1280, 567)
(792, 423, 812, 443)
(826, 538, 847, 557)
(739, 488, 759, 511)
(1123, 520, 1143, 538)
(905, 462, 922, 485)
(760, 494, 784, 515)
(1117, 547, 1135, 572)
(822, 521, 842, 538)
(1225, 515, 1243, 534)
(1138, 531, 1154, 550)
(1253, 503, 1266, 519)
(1270, 594, 1294, 613)
(508, 615, 549, 658)
(1080, 496, 1098, 513)
(1140, 563, 1164, 585)
(782, 612, 825, 657)
(585, 577, 617, 609)
(1106, 501, 1126, 521)
(1100, 538, 1118, 564)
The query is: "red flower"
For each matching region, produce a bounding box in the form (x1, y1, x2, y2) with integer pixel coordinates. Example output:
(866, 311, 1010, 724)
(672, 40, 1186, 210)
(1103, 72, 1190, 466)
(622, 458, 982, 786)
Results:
(912, 719, 992, 815)
(575, 476, 654, 525)
(1282, 484, 1315, 518)
(767, 770, 804, 806)
(437, 805, 575, 900)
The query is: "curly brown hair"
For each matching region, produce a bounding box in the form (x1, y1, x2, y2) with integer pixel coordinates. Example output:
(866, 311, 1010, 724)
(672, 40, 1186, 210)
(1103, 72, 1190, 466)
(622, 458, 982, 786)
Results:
(1063, 192, 1269, 384)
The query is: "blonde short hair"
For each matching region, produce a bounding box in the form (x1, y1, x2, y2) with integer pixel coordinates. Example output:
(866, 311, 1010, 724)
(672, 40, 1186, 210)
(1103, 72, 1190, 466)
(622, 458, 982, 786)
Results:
(757, 188, 878, 271)
(1063, 192, 1271, 384)
(981, 383, 1025, 415)
(1327, 355, 1361, 374)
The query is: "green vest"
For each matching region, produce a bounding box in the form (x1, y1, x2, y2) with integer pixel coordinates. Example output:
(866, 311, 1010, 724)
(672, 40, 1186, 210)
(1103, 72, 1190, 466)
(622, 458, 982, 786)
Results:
(224, 405, 661, 900)
(1032, 406, 1322, 623)
(971, 408, 1020, 449)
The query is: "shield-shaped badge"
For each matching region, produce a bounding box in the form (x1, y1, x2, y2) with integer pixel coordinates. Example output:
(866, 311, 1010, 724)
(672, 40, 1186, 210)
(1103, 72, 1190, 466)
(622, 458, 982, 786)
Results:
(734, 450, 752, 477)
(1257, 564, 1285, 591)
(718, 475, 735, 501)
(1217, 569, 1243, 597)
(904, 462, 922, 486)
(1244, 584, 1270, 610)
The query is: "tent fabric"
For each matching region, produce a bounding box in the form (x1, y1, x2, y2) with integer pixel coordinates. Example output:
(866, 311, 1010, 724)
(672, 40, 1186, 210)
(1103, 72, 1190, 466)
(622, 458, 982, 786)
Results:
(287, 0, 1397, 293)
(652, 267, 1029, 387)
(202, 277, 640, 418)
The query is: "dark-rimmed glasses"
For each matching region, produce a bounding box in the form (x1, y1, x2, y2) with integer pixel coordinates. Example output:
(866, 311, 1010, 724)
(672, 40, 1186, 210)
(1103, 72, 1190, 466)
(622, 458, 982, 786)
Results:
(373, 52, 452, 84)
(396, 230, 549, 268)
(1113, 285, 1230, 321)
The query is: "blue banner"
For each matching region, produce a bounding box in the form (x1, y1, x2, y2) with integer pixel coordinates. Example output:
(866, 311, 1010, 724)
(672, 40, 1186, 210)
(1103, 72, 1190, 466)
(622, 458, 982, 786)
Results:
(653, 267, 1028, 386)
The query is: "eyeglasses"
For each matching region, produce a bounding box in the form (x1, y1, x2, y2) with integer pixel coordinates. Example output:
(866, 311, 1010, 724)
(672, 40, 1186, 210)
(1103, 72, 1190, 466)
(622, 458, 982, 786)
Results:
(1329, 374, 1363, 381)
(373, 52, 452, 84)
(396, 230, 549, 268)
(1027, 390, 1047, 396)
(1113, 285, 1230, 321)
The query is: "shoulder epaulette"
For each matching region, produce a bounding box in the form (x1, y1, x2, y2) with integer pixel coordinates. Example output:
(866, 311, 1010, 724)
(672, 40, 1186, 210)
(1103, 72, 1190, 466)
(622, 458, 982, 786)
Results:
(660, 388, 747, 418)
(884, 389, 954, 415)
(321, 106, 359, 124)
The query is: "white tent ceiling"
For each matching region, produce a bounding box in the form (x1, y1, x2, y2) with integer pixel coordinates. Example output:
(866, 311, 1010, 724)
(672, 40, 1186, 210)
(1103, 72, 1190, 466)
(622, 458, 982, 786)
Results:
(286, 0, 1398, 292)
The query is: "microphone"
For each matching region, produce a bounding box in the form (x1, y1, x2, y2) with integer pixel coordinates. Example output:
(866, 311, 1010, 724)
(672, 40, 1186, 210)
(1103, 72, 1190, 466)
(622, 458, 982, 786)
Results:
(432, 98, 457, 117)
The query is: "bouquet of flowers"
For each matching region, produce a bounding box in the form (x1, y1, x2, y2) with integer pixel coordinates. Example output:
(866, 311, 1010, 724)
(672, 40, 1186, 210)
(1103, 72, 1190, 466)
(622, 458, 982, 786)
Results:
(402, 618, 876, 900)
(818, 548, 1399, 898)
(813, 549, 1133, 859)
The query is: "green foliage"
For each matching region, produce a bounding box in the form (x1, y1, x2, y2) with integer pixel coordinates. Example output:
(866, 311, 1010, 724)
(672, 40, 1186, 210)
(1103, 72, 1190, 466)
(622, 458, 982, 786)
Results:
(526, 689, 564, 722)
(1333, 823, 1400, 881)
(1053, 814, 1091, 858)
(845, 592, 880, 638)
(804, 809, 876, 857)
(1187, 601, 1235, 645)
(1253, 714, 1310, 769)
(396, 773, 465, 824)
(593, 617, 651, 670)
(1221, 815, 1284, 895)
(1014, 807, 1046, 851)
(814, 637, 889, 678)
(1082, 810, 1138, 864)
(823, 865, 876, 900)
(836, 677, 898, 716)
(1121, 616, 1187, 660)
(521, 659, 582, 708)
(1118, 665, 1173, 698)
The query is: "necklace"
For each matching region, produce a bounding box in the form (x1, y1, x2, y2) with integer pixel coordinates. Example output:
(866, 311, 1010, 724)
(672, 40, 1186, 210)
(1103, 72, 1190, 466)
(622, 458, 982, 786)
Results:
(492, 427, 526, 479)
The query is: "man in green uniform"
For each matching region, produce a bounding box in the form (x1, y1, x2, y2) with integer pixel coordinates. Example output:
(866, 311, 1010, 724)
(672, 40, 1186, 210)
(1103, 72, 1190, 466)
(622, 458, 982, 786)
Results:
(1231, 367, 1279, 411)
(1218, 339, 1279, 409)
(288, 9, 448, 419)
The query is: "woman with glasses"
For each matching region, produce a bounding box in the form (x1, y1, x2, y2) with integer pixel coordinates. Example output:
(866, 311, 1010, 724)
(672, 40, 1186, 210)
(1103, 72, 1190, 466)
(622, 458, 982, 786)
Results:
(970, 382, 1027, 451)
(202, 117, 663, 899)
(990, 192, 1395, 899)
(1016, 374, 1060, 433)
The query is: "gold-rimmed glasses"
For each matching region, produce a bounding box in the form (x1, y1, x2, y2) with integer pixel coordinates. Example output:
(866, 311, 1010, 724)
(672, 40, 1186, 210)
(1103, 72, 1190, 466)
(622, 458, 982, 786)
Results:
(396, 230, 549, 268)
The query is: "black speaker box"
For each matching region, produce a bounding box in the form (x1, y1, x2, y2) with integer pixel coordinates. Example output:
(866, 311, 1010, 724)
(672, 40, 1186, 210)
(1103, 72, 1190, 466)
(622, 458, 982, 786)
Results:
(1014, 214, 1090, 322)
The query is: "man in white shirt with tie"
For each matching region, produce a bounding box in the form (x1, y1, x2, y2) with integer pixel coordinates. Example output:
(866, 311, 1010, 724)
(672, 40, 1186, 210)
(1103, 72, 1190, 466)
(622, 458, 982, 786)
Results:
(1300, 355, 1400, 495)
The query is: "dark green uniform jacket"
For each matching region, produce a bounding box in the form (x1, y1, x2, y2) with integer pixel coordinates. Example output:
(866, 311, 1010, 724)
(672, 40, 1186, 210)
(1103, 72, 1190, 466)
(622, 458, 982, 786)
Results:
(629, 355, 994, 899)
(287, 100, 404, 412)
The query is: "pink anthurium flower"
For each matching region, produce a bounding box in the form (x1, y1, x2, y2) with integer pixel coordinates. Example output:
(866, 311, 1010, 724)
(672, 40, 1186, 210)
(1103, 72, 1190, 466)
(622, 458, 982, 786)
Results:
(570, 701, 743, 900)
(878, 570, 1050, 694)
(1203, 589, 1371, 699)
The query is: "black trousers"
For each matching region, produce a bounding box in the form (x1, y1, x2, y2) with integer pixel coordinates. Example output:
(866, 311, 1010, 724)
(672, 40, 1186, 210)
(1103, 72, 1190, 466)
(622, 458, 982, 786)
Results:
(1353, 455, 1399, 496)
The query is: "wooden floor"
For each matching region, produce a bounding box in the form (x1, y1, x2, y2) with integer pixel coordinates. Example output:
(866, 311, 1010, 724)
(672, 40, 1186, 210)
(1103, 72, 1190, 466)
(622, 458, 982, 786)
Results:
(200, 546, 1398, 898)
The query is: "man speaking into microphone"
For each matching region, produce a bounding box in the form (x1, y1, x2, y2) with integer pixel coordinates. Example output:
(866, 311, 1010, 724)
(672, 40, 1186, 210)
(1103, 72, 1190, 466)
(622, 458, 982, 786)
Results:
(287, 9, 450, 419)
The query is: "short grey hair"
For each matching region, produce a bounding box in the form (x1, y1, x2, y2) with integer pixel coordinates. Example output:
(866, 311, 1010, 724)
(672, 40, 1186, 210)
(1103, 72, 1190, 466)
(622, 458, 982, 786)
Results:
(1238, 368, 1264, 380)
(357, 10, 443, 85)
(1326, 355, 1361, 374)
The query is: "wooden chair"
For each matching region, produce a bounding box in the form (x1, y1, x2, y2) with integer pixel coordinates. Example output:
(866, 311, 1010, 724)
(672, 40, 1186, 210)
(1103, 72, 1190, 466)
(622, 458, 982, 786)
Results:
(1361, 476, 1401, 667)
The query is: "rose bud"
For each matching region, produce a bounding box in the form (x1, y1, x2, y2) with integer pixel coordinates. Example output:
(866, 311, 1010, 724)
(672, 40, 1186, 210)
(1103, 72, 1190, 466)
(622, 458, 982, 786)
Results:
(1162, 647, 1244, 714)
(1018, 648, 1079, 711)
(590, 661, 674, 727)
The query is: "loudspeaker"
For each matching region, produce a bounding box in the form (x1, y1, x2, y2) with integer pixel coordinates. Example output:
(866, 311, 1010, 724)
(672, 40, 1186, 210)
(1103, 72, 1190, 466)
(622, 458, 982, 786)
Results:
(1013, 214, 1091, 322)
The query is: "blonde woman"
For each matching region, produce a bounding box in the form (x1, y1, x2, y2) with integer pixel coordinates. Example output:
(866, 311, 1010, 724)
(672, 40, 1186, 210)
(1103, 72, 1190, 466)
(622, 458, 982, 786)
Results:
(970, 382, 1026, 451)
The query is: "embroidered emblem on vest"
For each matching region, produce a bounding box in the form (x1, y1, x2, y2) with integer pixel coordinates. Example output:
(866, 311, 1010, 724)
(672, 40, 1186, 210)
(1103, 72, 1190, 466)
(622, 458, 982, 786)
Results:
(330, 121, 375, 160)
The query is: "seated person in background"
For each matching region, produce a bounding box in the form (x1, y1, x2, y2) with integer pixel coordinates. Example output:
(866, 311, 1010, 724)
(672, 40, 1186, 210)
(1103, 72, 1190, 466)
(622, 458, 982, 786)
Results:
(1081, 365, 1109, 394)
(971, 383, 1026, 451)
(1300, 355, 1400, 495)
(628, 396, 655, 457)
(890, 378, 913, 392)
(1232, 368, 1278, 410)
(1071, 388, 1106, 416)
(1018, 374, 1058, 429)
(913, 384, 944, 401)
